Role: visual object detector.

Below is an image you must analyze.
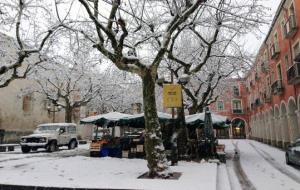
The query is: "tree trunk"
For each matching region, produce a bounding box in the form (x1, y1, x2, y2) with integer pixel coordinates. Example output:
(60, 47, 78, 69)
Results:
(188, 103, 204, 115)
(176, 106, 188, 158)
(65, 105, 72, 123)
(141, 69, 168, 177)
(188, 103, 198, 115)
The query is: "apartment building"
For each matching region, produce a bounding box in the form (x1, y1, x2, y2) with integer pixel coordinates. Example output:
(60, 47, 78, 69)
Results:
(210, 79, 249, 139)
(211, 0, 300, 148)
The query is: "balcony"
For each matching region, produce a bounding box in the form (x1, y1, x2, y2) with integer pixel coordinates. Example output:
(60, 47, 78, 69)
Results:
(287, 62, 300, 85)
(284, 15, 297, 38)
(271, 80, 284, 95)
(232, 109, 243, 114)
(270, 42, 280, 59)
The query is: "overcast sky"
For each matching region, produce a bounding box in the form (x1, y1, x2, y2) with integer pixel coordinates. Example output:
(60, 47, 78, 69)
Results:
(243, 0, 282, 54)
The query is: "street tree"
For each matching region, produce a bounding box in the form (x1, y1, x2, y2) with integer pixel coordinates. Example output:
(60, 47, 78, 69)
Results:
(163, 0, 267, 114)
(59, 0, 209, 177)
(30, 36, 103, 123)
(87, 67, 143, 114)
(49, 0, 269, 176)
(0, 0, 63, 88)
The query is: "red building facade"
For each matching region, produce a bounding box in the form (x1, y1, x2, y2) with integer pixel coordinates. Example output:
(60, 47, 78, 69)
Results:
(210, 79, 249, 139)
(211, 0, 300, 148)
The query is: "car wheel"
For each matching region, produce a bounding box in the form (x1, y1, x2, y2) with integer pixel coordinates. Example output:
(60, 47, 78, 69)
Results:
(47, 141, 57, 152)
(21, 146, 31, 153)
(286, 154, 291, 165)
(68, 140, 77, 150)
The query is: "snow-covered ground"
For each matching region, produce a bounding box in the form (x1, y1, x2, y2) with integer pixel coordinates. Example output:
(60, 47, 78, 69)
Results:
(221, 139, 300, 190)
(0, 144, 219, 190)
(1, 140, 299, 190)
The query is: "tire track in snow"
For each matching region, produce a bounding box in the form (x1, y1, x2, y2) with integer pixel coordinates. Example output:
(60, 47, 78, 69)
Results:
(231, 141, 256, 190)
(248, 141, 300, 184)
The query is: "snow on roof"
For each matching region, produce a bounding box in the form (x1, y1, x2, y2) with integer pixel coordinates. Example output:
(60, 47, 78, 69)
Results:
(185, 112, 228, 124)
(37, 123, 77, 127)
(80, 112, 132, 123)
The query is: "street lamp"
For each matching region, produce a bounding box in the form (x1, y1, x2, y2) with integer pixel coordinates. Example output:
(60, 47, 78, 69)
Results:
(47, 105, 62, 123)
(157, 74, 190, 163)
(176, 74, 190, 159)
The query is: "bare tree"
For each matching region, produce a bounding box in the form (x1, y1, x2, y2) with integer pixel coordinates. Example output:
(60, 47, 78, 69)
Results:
(163, 0, 267, 114)
(0, 0, 64, 88)
(87, 68, 143, 114)
(49, 0, 269, 176)
(58, 0, 208, 177)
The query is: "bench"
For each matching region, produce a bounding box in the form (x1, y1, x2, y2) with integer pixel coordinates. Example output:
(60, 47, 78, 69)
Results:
(0, 144, 19, 152)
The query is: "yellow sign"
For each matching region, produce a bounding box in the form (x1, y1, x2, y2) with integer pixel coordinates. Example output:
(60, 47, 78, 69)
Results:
(163, 84, 182, 108)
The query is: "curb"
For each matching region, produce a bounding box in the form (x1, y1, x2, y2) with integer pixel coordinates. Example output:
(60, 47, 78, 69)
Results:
(0, 184, 135, 190)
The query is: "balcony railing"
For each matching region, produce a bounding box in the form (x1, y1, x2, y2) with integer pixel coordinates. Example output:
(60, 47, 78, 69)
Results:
(287, 62, 300, 85)
(284, 15, 297, 38)
(232, 109, 243, 114)
(270, 42, 280, 59)
(271, 80, 284, 95)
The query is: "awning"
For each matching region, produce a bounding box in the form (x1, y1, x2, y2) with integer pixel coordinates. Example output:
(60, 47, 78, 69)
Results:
(118, 112, 173, 127)
(80, 111, 230, 129)
(80, 112, 132, 126)
(185, 112, 230, 129)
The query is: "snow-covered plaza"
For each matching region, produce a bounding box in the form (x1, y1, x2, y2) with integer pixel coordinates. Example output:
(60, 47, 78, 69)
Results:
(0, 140, 299, 190)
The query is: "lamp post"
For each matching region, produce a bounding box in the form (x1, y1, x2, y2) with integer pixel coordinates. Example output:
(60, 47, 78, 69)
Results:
(177, 75, 190, 159)
(47, 105, 62, 123)
(157, 74, 190, 163)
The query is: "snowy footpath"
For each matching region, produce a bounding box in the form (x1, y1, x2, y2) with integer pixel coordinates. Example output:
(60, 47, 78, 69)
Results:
(1, 140, 300, 190)
(0, 144, 219, 190)
(221, 139, 300, 190)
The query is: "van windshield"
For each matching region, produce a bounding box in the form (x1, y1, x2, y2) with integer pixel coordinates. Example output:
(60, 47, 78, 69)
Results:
(35, 125, 61, 133)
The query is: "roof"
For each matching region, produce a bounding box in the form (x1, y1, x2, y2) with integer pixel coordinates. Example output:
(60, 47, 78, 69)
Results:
(80, 111, 230, 129)
(38, 123, 77, 127)
(80, 112, 132, 126)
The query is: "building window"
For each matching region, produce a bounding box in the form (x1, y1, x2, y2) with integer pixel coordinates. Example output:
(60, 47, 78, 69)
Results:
(277, 64, 283, 81)
(293, 41, 300, 60)
(233, 85, 240, 96)
(232, 100, 242, 114)
(22, 94, 32, 113)
(284, 54, 290, 68)
(289, 3, 295, 16)
(217, 101, 224, 111)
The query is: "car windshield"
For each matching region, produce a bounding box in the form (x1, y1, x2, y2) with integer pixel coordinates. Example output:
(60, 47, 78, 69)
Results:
(34, 125, 61, 134)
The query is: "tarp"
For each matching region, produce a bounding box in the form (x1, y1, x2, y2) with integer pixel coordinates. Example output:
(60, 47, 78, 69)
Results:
(80, 112, 132, 126)
(80, 111, 230, 129)
(118, 112, 173, 127)
(185, 112, 230, 129)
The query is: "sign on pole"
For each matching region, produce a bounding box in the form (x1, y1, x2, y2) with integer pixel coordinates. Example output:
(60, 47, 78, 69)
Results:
(163, 84, 182, 108)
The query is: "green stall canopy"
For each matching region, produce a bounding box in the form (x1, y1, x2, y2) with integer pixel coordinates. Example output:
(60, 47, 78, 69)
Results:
(80, 112, 132, 126)
(185, 112, 230, 129)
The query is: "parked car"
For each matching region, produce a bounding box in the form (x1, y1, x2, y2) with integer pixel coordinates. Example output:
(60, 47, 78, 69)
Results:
(285, 139, 300, 166)
(20, 123, 78, 153)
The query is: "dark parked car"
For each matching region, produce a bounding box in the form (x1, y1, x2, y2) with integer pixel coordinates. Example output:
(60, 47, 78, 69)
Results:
(286, 139, 300, 166)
